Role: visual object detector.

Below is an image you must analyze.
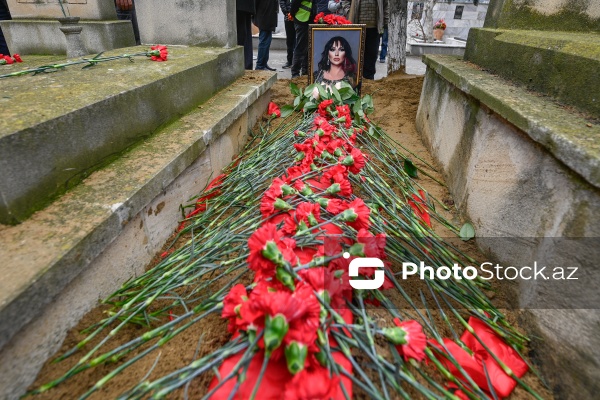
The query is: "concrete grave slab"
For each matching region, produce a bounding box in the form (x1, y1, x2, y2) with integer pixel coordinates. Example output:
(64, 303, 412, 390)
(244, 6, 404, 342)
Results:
(0, 45, 244, 225)
(0, 70, 276, 399)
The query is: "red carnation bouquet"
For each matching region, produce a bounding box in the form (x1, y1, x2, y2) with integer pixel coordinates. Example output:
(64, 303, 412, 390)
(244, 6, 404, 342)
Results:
(0, 53, 23, 65)
(314, 12, 351, 25)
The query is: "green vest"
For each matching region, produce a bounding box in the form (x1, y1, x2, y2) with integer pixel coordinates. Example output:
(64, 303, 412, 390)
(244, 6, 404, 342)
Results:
(295, 0, 312, 22)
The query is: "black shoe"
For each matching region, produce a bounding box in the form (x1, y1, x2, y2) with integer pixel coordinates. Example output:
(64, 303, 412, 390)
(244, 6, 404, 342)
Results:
(291, 73, 300, 78)
(301, 70, 308, 76)
(282, 62, 292, 69)
(265, 65, 276, 71)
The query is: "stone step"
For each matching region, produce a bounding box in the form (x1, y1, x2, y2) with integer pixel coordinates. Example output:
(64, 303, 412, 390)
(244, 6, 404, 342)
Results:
(0, 45, 243, 225)
(0, 69, 276, 398)
(0, 19, 135, 55)
(422, 54, 600, 189)
(464, 29, 600, 117)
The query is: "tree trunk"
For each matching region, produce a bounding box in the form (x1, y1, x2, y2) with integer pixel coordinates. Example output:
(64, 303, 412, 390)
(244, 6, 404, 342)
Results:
(423, 0, 435, 42)
(387, 0, 408, 74)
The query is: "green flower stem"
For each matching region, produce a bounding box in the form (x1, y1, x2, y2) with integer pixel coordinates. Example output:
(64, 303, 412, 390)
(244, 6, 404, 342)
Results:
(0, 51, 157, 80)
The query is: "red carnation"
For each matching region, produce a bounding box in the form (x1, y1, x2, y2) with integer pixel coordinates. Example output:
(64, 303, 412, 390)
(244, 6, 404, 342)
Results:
(313, 116, 336, 136)
(334, 15, 351, 25)
(356, 229, 387, 259)
(295, 202, 321, 226)
(408, 189, 432, 227)
(324, 173, 352, 197)
(12, 54, 23, 63)
(248, 283, 321, 355)
(284, 366, 341, 400)
(292, 179, 312, 196)
(340, 198, 370, 230)
(247, 223, 294, 279)
(268, 101, 281, 118)
(3, 55, 13, 64)
(336, 104, 350, 118)
(322, 164, 347, 182)
(325, 138, 344, 155)
(283, 165, 310, 183)
(317, 99, 334, 118)
(299, 267, 348, 308)
(340, 147, 367, 174)
(222, 284, 249, 333)
(260, 192, 287, 218)
(392, 318, 427, 362)
(149, 44, 168, 61)
(317, 197, 347, 215)
(313, 12, 325, 24)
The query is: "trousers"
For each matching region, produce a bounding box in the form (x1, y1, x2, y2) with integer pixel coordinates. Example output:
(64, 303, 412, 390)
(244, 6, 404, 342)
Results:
(255, 29, 273, 69)
(291, 21, 309, 76)
(236, 11, 253, 70)
(363, 27, 380, 79)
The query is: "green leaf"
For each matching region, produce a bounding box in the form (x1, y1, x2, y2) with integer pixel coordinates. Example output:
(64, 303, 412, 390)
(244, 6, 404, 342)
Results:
(280, 105, 294, 118)
(338, 87, 352, 100)
(303, 101, 317, 112)
(330, 84, 342, 103)
(290, 82, 300, 96)
(338, 81, 353, 90)
(362, 94, 374, 114)
(316, 83, 329, 100)
(293, 95, 301, 107)
(304, 84, 317, 98)
(352, 99, 362, 114)
(404, 158, 418, 178)
(460, 222, 475, 241)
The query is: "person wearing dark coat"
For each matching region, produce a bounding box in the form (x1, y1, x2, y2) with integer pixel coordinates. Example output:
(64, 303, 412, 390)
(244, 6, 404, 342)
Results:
(0, 0, 11, 56)
(290, 0, 317, 77)
(315, 0, 331, 14)
(254, 0, 278, 70)
(279, 0, 295, 69)
(236, 0, 255, 70)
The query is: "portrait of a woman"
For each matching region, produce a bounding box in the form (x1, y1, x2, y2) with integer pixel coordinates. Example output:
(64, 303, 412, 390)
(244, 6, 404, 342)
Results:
(313, 35, 358, 89)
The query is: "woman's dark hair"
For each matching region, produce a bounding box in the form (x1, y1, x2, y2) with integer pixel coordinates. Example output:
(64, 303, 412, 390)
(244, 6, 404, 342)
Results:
(317, 35, 357, 74)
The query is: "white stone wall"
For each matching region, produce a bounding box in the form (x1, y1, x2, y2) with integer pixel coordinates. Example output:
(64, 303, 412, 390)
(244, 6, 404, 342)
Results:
(432, 1, 489, 39)
(409, 1, 489, 40)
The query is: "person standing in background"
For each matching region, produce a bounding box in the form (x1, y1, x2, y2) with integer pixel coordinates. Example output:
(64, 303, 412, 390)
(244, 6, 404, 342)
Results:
(328, 0, 349, 17)
(344, 0, 388, 79)
(0, 0, 11, 56)
(290, 0, 316, 78)
(315, 0, 331, 15)
(379, 25, 388, 63)
(254, 0, 278, 71)
(115, 0, 140, 45)
(279, 0, 295, 69)
(236, 0, 256, 70)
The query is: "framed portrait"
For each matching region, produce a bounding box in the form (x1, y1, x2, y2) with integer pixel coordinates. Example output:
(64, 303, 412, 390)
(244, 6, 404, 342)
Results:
(308, 24, 366, 91)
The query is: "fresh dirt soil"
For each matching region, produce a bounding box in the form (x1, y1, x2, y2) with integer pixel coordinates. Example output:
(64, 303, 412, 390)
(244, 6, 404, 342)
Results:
(30, 72, 553, 400)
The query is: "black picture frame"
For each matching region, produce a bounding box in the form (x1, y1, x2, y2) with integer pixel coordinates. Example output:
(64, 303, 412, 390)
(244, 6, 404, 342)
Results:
(308, 24, 366, 91)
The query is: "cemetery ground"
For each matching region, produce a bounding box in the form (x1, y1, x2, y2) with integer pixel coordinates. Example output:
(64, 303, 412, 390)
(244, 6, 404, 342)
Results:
(28, 71, 552, 399)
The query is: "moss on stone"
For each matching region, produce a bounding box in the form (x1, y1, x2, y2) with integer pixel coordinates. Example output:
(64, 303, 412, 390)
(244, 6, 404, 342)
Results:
(464, 28, 600, 117)
(486, 0, 600, 32)
(0, 45, 244, 224)
(422, 54, 600, 189)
